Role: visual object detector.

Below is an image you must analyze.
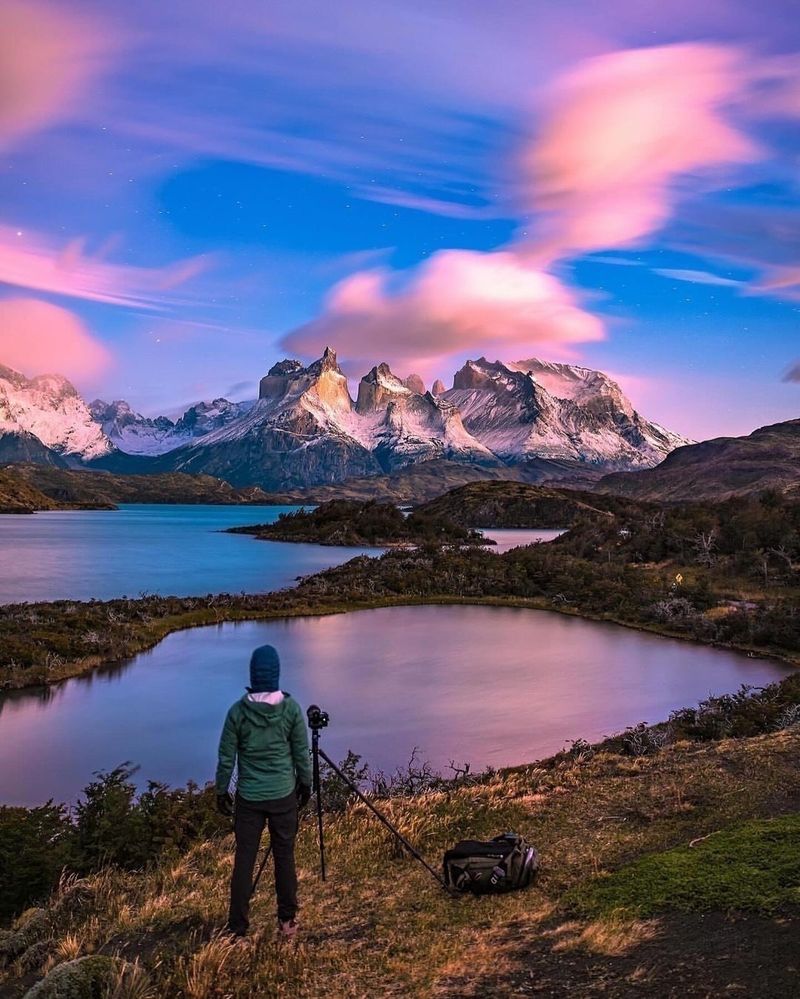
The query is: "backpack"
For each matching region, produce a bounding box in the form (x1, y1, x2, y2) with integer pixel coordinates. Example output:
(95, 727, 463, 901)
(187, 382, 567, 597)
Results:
(443, 833, 539, 894)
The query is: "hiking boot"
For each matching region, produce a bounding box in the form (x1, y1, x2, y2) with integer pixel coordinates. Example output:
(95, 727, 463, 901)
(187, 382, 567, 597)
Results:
(278, 918, 299, 940)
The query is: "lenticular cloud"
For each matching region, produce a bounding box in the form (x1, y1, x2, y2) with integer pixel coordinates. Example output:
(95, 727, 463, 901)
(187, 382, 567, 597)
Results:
(282, 249, 604, 371)
(523, 43, 759, 259)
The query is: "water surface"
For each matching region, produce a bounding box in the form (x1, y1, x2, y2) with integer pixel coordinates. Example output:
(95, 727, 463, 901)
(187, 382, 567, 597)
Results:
(482, 528, 564, 553)
(0, 504, 378, 603)
(0, 604, 790, 805)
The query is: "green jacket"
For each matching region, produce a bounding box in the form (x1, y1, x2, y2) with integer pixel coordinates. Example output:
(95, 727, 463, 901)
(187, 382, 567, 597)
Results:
(216, 694, 312, 801)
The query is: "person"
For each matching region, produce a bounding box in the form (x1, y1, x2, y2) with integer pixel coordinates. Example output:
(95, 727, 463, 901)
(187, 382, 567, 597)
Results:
(216, 644, 312, 940)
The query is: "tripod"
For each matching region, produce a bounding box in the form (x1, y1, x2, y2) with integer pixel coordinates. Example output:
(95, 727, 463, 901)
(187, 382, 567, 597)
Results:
(306, 704, 450, 892)
(250, 704, 451, 899)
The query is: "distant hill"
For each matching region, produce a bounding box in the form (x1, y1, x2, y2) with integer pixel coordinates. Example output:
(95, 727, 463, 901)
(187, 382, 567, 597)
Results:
(0, 468, 66, 514)
(1, 465, 274, 510)
(598, 419, 800, 501)
(261, 458, 607, 506)
(414, 481, 618, 528)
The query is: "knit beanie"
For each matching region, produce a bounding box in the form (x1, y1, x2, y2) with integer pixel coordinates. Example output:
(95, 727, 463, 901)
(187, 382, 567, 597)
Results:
(249, 644, 281, 693)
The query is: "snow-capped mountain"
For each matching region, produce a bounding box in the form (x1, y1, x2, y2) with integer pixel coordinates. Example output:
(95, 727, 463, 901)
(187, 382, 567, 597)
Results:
(165, 351, 500, 488)
(444, 357, 689, 469)
(0, 365, 112, 462)
(1, 349, 690, 491)
(89, 397, 255, 456)
(168, 348, 382, 487)
(353, 363, 496, 470)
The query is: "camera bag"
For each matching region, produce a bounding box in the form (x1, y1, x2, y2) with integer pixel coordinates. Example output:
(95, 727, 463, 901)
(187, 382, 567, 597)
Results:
(443, 833, 539, 894)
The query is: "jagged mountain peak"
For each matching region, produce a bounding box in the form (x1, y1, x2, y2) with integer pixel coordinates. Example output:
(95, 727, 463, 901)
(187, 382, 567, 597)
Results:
(404, 373, 426, 395)
(313, 345, 339, 371)
(260, 348, 352, 413)
(431, 379, 446, 397)
(89, 396, 255, 456)
(267, 358, 305, 378)
(510, 356, 634, 417)
(356, 362, 412, 414)
(445, 355, 689, 468)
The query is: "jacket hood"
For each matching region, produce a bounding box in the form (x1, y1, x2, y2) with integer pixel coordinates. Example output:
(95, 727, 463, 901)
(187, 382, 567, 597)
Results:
(238, 693, 292, 727)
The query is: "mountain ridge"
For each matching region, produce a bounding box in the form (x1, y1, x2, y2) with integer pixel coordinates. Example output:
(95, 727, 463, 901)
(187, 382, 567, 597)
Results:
(0, 350, 691, 491)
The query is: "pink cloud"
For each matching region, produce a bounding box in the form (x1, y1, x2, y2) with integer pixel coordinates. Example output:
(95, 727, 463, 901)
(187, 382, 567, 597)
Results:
(0, 0, 112, 149)
(0, 298, 112, 380)
(0, 226, 213, 310)
(282, 249, 604, 372)
(523, 44, 760, 259)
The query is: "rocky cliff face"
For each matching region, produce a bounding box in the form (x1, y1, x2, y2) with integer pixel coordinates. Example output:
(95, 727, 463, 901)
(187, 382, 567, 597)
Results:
(0, 365, 111, 462)
(354, 363, 496, 471)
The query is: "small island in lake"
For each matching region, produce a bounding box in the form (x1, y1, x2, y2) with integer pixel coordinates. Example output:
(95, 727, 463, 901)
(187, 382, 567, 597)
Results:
(228, 498, 492, 547)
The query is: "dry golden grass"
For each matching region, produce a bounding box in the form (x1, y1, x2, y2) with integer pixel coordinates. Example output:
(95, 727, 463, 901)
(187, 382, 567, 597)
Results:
(548, 917, 660, 956)
(1, 729, 798, 998)
(52, 932, 84, 964)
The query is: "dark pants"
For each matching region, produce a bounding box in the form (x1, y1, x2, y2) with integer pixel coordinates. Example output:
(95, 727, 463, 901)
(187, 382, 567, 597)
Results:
(228, 791, 298, 934)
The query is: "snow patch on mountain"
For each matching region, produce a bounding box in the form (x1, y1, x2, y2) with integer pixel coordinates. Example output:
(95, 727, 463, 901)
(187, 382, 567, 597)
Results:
(352, 363, 495, 469)
(444, 357, 691, 468)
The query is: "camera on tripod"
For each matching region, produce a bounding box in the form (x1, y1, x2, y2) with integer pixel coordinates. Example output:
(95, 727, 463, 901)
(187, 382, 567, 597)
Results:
(306, 704, 329, 731)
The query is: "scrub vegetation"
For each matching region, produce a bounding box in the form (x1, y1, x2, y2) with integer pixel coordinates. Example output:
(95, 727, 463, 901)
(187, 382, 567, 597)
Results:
(228, 498, 488, 547)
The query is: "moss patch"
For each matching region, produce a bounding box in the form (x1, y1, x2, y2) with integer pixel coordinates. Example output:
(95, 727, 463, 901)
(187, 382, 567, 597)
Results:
(570, 813, 800, 918)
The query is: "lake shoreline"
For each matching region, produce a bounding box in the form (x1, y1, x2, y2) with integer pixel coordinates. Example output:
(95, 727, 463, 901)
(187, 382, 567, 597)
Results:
(3, 589, 796, 694)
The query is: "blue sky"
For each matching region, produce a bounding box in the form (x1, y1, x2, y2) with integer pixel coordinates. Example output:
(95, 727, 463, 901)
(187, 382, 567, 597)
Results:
(0, 0, 798, 438)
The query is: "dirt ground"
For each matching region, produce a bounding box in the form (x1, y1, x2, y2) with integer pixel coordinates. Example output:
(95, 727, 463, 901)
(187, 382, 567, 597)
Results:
(439, 911, 799, 998)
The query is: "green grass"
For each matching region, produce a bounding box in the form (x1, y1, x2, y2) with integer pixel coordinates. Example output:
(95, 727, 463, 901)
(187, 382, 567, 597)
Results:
(570, 813, 800, 918)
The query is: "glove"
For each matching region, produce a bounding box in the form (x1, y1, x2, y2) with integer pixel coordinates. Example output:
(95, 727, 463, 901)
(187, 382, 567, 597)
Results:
(217, 792, 234, 817)
(296, 782, 312, 809)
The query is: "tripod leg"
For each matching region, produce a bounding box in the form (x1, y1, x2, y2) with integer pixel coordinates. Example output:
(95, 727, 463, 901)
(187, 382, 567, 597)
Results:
(316, 745, 450, 892)
(312, 730, 326, 881)
(250, 843, 273, 899)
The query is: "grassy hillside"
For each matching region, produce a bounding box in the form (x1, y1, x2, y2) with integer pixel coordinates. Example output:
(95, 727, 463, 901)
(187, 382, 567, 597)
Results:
(1, 726, 797, 997)
(0, 469, 90, 514)
(5, 465, 273, 508)
(599, 419, 800, 501)
(414, 480, 621, 527)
